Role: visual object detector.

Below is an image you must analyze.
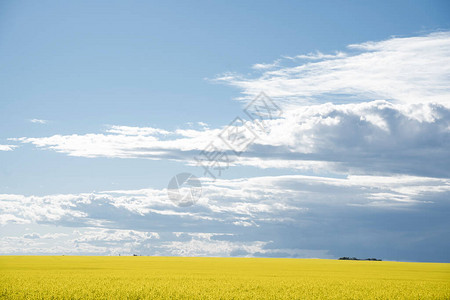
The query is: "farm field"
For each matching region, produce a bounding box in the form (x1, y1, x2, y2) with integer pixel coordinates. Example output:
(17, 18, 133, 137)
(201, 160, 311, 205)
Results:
(0, 256, 449, 299)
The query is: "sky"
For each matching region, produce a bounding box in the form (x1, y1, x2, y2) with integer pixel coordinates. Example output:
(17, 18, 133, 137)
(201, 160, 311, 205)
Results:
(0, 0, 449, 262)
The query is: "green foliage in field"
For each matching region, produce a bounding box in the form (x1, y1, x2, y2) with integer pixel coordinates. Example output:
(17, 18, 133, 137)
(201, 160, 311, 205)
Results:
(0, 256, 449, 299)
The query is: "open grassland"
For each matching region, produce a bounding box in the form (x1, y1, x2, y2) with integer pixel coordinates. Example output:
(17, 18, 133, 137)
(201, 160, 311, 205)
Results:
(0, 256, 449, 299)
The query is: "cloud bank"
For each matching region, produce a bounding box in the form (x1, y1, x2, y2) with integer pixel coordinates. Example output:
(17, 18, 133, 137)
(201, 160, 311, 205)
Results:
(1, 174, 449, 260)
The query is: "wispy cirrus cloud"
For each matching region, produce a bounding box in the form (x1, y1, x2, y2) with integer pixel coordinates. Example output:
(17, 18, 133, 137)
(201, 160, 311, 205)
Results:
(216, 32, 450, 106)
(284, 51, 347, 60)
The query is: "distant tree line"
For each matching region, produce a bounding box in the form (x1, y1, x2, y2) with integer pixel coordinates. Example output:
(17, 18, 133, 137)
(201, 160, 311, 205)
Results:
(339, 257, 382, 261)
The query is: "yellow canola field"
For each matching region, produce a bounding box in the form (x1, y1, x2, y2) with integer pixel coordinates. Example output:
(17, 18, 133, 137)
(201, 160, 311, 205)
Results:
(0, 256, 449, 299)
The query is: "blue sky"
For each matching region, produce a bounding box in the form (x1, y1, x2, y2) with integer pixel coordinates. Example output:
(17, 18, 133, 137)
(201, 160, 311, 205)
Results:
(0, 1, 449, 262)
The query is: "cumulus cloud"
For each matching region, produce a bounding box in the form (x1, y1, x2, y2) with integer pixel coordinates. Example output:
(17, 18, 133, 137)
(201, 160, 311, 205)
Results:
(239, 100, 450, 177)
(11, 100, 450, 177)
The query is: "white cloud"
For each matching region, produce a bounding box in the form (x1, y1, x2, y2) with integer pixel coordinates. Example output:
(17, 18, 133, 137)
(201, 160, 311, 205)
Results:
(30, 119, 48, 124)
(285, 51, 347, 60)
(0, 144, 17, 151)
(10, 126, 221, 159)
(252, 59, 281, 70)
(74, 229, 159, 243)
(23, 232, 41, 239)
(106, 125, 170, 136)
(158, 239, 269, 257)
(0, 214, 28, 224)
(23, 232, 68, 239)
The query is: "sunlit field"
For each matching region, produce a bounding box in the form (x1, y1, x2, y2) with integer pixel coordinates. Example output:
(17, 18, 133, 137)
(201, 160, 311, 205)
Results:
(0, 256, 449, 299)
